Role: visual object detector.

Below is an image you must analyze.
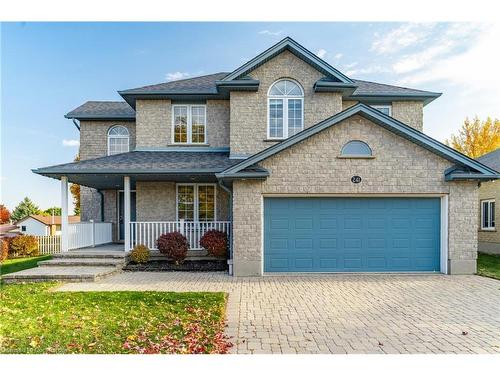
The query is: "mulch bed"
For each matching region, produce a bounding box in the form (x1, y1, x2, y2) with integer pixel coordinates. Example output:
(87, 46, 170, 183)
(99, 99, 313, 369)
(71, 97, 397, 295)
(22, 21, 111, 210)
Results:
(124, 259, 228, 272)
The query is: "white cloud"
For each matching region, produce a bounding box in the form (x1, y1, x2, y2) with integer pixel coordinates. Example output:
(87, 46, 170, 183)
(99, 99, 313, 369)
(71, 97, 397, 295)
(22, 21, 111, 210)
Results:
(165, 72, 191, 81)
(258, 30, 283, 36)
(62, 139, 79, 147)
(316, 48, 327, 59)
(334, 53, 343, 59)
(371, 23, 436, 54)
(346, 65, 390, 76)
(396, 23, 493, 91)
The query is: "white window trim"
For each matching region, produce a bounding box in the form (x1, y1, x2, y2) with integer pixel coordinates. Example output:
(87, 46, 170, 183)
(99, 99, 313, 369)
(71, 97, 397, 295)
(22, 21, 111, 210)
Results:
(481, 199, 495, 230)
(176, 183, 217, 221)
(267, 79, 304, 140)
(107, 125, 130, 156)
(171, 104, 207, 145)
(371, 104, 392, 116)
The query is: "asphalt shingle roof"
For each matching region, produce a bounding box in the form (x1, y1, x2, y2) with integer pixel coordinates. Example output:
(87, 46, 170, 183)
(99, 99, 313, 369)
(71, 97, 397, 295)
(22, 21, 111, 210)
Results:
(34, 151, 241, 174)
(66, 101, 135, 119)
(477, 148, 500, 173)
(120, 72, 229, 94)
(351, 79, 438, 96)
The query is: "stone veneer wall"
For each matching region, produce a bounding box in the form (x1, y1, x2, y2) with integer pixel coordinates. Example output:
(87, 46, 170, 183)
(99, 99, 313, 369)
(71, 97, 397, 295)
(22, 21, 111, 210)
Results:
(478, 180, 500, 253)
(342, 100, 424, 131)
(79, 120, 135, 235)
(231, 115, 478, 276)
(230, 50, 342, 157)
(136, 182, 230, 222)
(135, 99, 230, 148)
(79, 120, 136, 160)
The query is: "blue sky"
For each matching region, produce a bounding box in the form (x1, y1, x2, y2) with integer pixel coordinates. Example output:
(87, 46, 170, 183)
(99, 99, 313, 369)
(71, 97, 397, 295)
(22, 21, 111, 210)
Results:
(1, 22, 499, 211)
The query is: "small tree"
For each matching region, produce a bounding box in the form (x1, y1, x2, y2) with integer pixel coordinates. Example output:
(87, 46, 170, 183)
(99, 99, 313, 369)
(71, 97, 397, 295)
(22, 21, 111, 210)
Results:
(0, 204, 11, 224)
(70, 154, 81, 215)
(10, 197, 41, 222)
(445, 117, 500, 158)
(43, 207, 62, 216)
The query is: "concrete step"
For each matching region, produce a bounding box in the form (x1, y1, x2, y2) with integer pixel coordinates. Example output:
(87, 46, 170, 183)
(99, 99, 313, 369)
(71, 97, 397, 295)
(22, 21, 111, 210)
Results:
(1, 266, 119, 284)
(38, 258, 126, 267)
(52, 252, 126, 259)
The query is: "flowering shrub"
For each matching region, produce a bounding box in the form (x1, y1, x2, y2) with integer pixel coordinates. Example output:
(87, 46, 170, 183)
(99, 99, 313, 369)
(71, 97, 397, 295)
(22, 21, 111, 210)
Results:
(130, 244, 150, 264)
(199, 230, 228, 258)
(157, 232, 188, 264)
(0, 239, 9, 262)
(9, 235, 39, 258)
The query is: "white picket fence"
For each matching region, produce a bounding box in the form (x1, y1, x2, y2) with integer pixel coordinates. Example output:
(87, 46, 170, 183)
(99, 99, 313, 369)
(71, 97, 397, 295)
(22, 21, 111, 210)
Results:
(37, 235, 61, 254)
(129, 220, 231, 251)
(36, 221, 113, 254)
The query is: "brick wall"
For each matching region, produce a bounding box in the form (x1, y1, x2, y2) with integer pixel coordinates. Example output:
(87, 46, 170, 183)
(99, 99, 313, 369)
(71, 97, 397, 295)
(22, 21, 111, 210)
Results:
(79, 120, 136, 160)
(232, 115, 478, 275)
(230, 50, 342, 157)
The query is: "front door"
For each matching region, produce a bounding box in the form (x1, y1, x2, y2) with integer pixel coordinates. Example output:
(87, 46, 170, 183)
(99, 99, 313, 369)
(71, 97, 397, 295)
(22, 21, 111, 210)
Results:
(119, 191, 137, 241)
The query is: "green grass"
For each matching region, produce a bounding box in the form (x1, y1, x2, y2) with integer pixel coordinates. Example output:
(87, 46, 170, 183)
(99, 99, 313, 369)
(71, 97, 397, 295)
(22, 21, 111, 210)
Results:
(0, 283, 230, 354)
(0, 255, 52, 275)
(477, 253, 500, 280)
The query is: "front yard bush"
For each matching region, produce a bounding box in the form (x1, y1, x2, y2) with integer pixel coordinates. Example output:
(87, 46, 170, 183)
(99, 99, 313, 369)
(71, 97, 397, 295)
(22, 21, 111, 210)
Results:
(130, 244, 150, 264)
(0, 238, 9, 262)
(200, 230, 228, 258)
(157, 232, 188, 264)
(9, 235, 39, 258)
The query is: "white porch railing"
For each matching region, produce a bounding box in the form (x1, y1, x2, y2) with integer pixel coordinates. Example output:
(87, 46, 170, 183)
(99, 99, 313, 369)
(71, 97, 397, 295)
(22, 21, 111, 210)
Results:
(67, 221, 113, 250)
(129, 220, 231, 251)
(36, 235, 61, 254)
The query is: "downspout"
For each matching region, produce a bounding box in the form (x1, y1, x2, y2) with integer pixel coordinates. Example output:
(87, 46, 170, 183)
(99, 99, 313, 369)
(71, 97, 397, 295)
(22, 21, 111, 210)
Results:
(72, 118, 80, 131)
(97, 190, 105, 222)
(218, 179, 233, 275)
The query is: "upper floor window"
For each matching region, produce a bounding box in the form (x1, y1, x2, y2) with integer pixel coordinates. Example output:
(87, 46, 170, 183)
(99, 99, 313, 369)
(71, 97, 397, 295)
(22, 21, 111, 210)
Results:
(481, 199, 495, 230)
(172, 105, 206, 144)
(371, 105, 392, 116)
(268, 79, 304, 139)
(108, 125, 130, 155)
(341, 140, 372, 157)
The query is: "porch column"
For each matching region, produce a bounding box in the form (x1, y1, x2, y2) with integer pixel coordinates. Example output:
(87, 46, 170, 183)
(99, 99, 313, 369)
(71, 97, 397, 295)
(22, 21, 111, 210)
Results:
(124, 176, 131, 251)
(61, 176, 69, 252)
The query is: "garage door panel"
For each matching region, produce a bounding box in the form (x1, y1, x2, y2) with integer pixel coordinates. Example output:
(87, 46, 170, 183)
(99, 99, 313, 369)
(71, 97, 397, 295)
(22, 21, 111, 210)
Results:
(264, 197, 441, 273)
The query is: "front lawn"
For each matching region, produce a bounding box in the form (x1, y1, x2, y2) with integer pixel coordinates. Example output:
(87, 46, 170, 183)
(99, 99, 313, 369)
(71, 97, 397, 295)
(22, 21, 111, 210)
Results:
(0, 283, 231, 354)
(477, 253, 500, 280)
(1, 255, 52, 275)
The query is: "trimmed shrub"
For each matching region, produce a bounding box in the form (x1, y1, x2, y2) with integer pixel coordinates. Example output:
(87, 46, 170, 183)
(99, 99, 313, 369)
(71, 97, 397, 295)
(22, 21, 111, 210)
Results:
(130, 244, 150, 264)
(9, 235, 39, 258)
(157, 232, 188, 264)
(0, 238, 9, 262)
(200, 230, 228, 258)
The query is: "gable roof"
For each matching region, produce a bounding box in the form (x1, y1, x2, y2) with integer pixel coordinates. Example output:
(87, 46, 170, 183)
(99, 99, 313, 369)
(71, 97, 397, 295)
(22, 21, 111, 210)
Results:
(65, 101, 135, 120)
(16, 215, 80, 226)
(217, 103, 499, 180)
(476, 148, 500, 173)
(221, 37, 354, 83)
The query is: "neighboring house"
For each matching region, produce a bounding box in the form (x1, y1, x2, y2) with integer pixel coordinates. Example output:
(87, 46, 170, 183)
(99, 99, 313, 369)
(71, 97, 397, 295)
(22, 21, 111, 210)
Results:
(15, 215, 80, 236)
(476, 148, 500, 254)
(34, 37, 498, 276)
(0, 224, 20, 239)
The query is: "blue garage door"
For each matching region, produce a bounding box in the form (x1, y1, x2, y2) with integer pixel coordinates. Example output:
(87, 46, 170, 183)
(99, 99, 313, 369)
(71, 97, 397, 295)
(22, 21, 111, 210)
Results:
(264, 197, 441, 273)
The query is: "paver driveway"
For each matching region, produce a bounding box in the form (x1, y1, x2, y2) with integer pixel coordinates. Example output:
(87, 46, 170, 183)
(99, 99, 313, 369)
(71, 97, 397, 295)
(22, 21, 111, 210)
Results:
(57, 272, 500, 354)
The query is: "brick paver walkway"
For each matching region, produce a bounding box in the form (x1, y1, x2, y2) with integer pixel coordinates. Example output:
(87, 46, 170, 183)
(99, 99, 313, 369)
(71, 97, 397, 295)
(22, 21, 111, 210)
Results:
(57, 272, 500, 354)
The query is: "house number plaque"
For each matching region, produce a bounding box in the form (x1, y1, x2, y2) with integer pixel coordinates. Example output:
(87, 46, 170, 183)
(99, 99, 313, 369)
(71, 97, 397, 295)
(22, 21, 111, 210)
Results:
(351, 175, 362, 184)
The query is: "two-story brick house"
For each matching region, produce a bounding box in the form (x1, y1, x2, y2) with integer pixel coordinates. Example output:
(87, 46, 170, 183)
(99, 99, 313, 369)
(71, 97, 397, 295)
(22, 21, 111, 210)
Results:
(34, 37, 498, 276)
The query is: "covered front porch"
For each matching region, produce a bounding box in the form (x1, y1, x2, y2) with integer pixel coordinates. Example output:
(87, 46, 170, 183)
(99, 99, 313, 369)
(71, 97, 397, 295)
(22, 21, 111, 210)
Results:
(32, 150, 242, 255)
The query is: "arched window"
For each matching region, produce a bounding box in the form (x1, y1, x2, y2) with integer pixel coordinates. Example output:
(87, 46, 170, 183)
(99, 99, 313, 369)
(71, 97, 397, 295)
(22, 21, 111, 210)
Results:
(268, 79, 304, 139)
(341, 140, 372, 157)
(108, 125, 129, 155)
